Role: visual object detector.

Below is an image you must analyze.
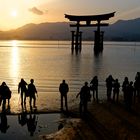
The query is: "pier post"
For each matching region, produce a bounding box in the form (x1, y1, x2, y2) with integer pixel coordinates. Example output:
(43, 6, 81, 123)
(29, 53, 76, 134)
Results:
(71, 31, 75, 50)
(94, 31, 104, 52)
(79, 31, 82, 50)
(100, 31, 104, 51)
(75, 22, 80, 51)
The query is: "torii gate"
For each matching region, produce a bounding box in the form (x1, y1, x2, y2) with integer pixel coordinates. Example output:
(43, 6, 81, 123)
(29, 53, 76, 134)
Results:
(65, 12, 115, 52)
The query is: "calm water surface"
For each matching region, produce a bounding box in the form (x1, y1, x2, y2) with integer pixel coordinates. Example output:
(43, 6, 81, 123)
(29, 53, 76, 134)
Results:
(0, 40, 140, 113)
(0, 113, 61, 140)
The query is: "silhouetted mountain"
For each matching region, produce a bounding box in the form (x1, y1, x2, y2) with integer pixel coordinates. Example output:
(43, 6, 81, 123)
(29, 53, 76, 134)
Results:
(0, 18, 140, 41)
(104, 18, 140, 41)
(0, 22, 71, 40)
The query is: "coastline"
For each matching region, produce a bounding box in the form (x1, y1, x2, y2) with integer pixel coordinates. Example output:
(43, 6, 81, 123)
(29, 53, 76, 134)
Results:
(40, 99, 140, 140)
(0, 97, 140, 140)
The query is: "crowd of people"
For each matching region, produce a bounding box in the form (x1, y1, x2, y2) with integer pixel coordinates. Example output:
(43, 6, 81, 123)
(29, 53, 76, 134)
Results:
(0, 78, 37, 111)
(0, 73, 139, 135)
(105, 72, 140, 111)
(0, 78, 38, 134)
(61, 72, 140, 116)
(0, 72, 140, 115)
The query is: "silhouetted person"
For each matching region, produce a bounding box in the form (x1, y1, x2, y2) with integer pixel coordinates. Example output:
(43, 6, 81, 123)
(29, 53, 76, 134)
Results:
(113, 79, 120, 103)
(106, 75, 114, 101)
(134, 72, 140, 102)
(18, 78, 28, 105)
(134, 79, 137, 104)
(122, 77, 129, 103)
(27, 114, 37, 136)
(126, 81, 134, 111)
(76, 82, 91, 116)
(59, 80, 69, 111)
(90, 76, 99, 102)
(0, 85, 2, 107)
(0, 82, 11, 110)
(28, 79, 37, 108)
(18, 111, 27, 126)
(0, 113, 9, 133)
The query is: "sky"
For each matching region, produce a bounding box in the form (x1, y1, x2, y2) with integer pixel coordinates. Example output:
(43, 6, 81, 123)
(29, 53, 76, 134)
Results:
(0, 0, 140, 30)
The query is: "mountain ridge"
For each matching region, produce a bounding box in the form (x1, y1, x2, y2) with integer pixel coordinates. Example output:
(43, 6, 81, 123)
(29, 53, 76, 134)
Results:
(0, 18, 140, 41)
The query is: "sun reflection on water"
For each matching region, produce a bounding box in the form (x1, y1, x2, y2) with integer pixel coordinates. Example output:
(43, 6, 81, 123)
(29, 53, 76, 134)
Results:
(10, 40, 20, 87)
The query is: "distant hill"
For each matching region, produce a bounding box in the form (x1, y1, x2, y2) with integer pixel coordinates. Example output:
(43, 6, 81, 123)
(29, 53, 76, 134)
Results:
(0, 22, 71, 40)
(0, 18, 140, 41)
(104, 18, 140, 41)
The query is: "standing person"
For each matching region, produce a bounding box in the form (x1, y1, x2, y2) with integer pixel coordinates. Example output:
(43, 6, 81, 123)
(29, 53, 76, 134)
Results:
(126, 81, 134, 111)
(134, 72, 140, 102)
(113, 79, 120, 103)
(134, 79, 138, 104)
(0, 82, 11, 110)
(59, 80, 69, 111)
(18, 78, 28, 105)
(106, 75, 114, 101)
(90, 76, 99, 102)
(28, 79, 37, 108)
(122, 77, 129, 103)
(76, 82, 91, 116)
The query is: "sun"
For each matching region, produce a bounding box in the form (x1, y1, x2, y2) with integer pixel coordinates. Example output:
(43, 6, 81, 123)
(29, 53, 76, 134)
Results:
(10, 10, 18, 17)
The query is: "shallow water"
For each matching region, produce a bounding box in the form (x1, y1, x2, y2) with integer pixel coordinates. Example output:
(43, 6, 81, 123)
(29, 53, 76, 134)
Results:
(0, 113, 61, 140)
(0, 40, 140, 113)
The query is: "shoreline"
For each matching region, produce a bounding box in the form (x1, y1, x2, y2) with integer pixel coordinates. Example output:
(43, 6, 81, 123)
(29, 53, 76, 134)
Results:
(0, 97, 140, 140)
(40, 99, 140, 140)
(0, 98, 140, 140)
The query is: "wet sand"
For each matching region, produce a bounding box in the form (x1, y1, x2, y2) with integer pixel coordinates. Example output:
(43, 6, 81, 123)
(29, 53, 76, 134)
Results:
(40, 99, 140, 140)
(1, 96, 140, 140)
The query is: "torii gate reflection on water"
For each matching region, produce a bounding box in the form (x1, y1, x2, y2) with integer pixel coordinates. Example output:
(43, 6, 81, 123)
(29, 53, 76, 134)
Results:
(65, 12, 115, 53)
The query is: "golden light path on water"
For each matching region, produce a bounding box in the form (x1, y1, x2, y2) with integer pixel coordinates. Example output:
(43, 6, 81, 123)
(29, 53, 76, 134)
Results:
(10, 40, 20, 86)
(8, 40, 21, 112)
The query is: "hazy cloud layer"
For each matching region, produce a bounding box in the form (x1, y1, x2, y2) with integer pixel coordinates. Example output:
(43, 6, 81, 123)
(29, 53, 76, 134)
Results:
(29, 7, 44, 15)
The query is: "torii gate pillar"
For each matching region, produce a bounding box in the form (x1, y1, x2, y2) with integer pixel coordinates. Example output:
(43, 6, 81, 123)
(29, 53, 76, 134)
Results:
(94, 20, 105, 52)
(71, 30, 82, 51)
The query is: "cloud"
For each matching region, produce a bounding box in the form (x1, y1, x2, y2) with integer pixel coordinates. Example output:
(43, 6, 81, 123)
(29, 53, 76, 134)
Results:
(29, 7, 44, 15)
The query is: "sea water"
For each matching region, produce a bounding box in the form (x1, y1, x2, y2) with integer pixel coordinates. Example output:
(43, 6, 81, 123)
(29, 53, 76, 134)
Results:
(0, 113, 62, 140)
(0, 40, 140, 113)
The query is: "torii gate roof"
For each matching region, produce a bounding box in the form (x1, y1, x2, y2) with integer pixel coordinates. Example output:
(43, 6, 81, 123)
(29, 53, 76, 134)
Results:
(65, 12, 115, 22)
